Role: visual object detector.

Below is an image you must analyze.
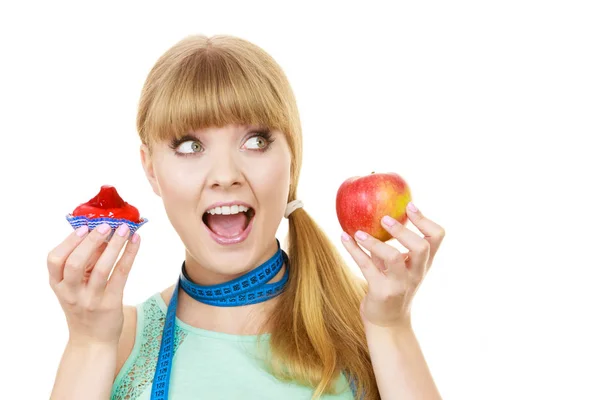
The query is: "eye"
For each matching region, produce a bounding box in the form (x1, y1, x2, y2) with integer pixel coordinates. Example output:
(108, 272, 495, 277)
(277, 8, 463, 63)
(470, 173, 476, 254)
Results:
(177, 140, 203, 154)
(243, 131, 275, 151)
(244, 136, 268, 150)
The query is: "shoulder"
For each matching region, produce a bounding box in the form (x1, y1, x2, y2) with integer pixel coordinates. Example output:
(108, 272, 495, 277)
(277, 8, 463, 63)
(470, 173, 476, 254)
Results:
(113, 284, 176, 380)
(160, 283, 176, 305)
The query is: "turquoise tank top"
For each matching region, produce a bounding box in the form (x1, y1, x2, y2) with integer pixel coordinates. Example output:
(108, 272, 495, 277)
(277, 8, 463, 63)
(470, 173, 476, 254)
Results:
(110, 292, 356, 399)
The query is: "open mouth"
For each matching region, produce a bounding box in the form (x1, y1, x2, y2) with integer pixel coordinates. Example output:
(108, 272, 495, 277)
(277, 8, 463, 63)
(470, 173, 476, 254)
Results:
(202, 206, 255, 239)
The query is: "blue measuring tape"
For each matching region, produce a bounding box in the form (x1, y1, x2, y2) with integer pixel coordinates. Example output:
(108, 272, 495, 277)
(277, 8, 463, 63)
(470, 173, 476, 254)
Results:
(149, 240, 290, 400)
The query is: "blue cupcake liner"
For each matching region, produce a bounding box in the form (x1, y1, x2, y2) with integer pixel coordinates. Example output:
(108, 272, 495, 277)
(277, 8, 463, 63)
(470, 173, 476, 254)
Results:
(66, 214, 148, 240)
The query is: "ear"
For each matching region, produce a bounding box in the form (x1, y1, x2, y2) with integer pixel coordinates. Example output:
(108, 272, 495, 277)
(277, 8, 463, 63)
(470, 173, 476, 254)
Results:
(140, 143, 161, 197)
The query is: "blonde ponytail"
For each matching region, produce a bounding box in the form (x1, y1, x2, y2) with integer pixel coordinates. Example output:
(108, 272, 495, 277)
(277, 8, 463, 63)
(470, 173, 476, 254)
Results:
(263, 207, 380, 399)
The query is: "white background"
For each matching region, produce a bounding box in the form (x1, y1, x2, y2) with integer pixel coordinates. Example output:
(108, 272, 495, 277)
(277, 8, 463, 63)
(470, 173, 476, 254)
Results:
(1, 1, 599, 399)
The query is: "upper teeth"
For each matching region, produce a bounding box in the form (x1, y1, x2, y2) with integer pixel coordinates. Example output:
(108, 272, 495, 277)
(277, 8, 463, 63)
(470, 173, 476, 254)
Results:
(206, 205, 250, 215)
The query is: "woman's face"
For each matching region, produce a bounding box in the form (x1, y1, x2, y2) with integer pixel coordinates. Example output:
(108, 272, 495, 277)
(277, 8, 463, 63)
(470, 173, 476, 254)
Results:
(141, 123, 292, 283)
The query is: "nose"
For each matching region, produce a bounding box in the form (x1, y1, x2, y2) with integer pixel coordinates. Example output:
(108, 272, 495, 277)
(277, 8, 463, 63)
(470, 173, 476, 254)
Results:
(206, 152, 243, 189)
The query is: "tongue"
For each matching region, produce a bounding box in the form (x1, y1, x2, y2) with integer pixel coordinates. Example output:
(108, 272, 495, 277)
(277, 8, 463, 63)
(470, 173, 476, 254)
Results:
(205, 213, 248, 237)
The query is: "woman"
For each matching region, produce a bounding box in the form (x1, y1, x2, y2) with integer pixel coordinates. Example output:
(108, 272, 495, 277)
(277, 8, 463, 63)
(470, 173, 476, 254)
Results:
(48, 34, 445, 400)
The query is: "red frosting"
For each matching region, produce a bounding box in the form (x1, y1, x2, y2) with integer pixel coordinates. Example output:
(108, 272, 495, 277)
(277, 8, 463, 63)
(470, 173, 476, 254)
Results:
(72, 185, 141, 223)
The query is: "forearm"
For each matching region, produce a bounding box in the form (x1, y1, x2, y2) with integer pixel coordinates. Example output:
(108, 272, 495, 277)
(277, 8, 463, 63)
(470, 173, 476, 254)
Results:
(50, 340, 117, 400)
(366, 322, 442, 400)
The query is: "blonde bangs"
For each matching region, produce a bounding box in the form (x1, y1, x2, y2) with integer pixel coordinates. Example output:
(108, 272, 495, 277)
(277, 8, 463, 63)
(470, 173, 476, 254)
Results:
(137, 36, 292, 145)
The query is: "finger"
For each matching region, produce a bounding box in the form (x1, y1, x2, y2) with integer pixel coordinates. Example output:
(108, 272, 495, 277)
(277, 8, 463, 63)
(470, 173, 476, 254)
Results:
(380, 215, 430, 272)
(406, 202, 446, 259)
(47, 226, 90, 286)
(105, 233, 141, 297)
(62, 223, 112, 288)
(82, 242, 108, 284)
(88, 223, 132, 294)
(352, 229, 409, 281)
(340, 232, 382, 283)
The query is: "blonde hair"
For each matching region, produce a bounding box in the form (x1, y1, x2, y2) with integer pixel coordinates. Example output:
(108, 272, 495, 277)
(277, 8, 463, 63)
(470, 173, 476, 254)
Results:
(136, 34, 379, 399)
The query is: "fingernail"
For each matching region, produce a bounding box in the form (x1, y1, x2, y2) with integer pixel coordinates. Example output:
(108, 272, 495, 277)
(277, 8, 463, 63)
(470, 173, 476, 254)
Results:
(98, 223, 111, 234)
(382, 215, 396, 227)
(408, 202, 418, 212)
(116, 223, 130, 237)
(131, 233, 140, 244)
(341, 232, 351, 241)
(355, 230, 368, 241)
(75, 226, 88, 237)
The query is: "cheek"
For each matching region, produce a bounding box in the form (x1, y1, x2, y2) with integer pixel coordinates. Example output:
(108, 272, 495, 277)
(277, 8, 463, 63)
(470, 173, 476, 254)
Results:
(155, 160, 202, 209)
(250, 155, 291, 208)
(253, 169, 286, 193)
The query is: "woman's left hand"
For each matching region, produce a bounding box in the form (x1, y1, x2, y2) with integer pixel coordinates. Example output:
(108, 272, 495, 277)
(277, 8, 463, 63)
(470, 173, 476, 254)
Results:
(341, 202, 445, 328)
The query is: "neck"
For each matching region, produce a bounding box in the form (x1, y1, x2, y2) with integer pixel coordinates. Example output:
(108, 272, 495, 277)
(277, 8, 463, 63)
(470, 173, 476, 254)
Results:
(183, 239, 280, 285)
(172, 241, 287, 335)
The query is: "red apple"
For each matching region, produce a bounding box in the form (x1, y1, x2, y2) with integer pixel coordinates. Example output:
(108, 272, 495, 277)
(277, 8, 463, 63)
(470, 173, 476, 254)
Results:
(336, 172, 412, 242)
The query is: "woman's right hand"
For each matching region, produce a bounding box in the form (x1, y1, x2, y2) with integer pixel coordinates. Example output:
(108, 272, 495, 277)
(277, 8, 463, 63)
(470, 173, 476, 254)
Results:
(47, 222, 141, 346)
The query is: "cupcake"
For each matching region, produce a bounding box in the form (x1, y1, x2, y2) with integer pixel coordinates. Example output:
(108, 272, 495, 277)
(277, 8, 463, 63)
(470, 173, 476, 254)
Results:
(66, 185, 148, 239)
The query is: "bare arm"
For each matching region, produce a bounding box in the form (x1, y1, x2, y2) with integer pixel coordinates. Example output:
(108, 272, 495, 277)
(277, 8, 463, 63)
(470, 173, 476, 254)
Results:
(49, 306, 137, 400)
(50, 341, 117, 400)
(46, 223, 141, 400)
(366, 322, 442, 400)
(341, 202, 447, 399)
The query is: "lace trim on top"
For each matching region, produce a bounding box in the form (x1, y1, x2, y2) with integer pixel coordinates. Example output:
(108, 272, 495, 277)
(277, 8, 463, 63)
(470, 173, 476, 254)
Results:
(111, 296, 187, 400)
